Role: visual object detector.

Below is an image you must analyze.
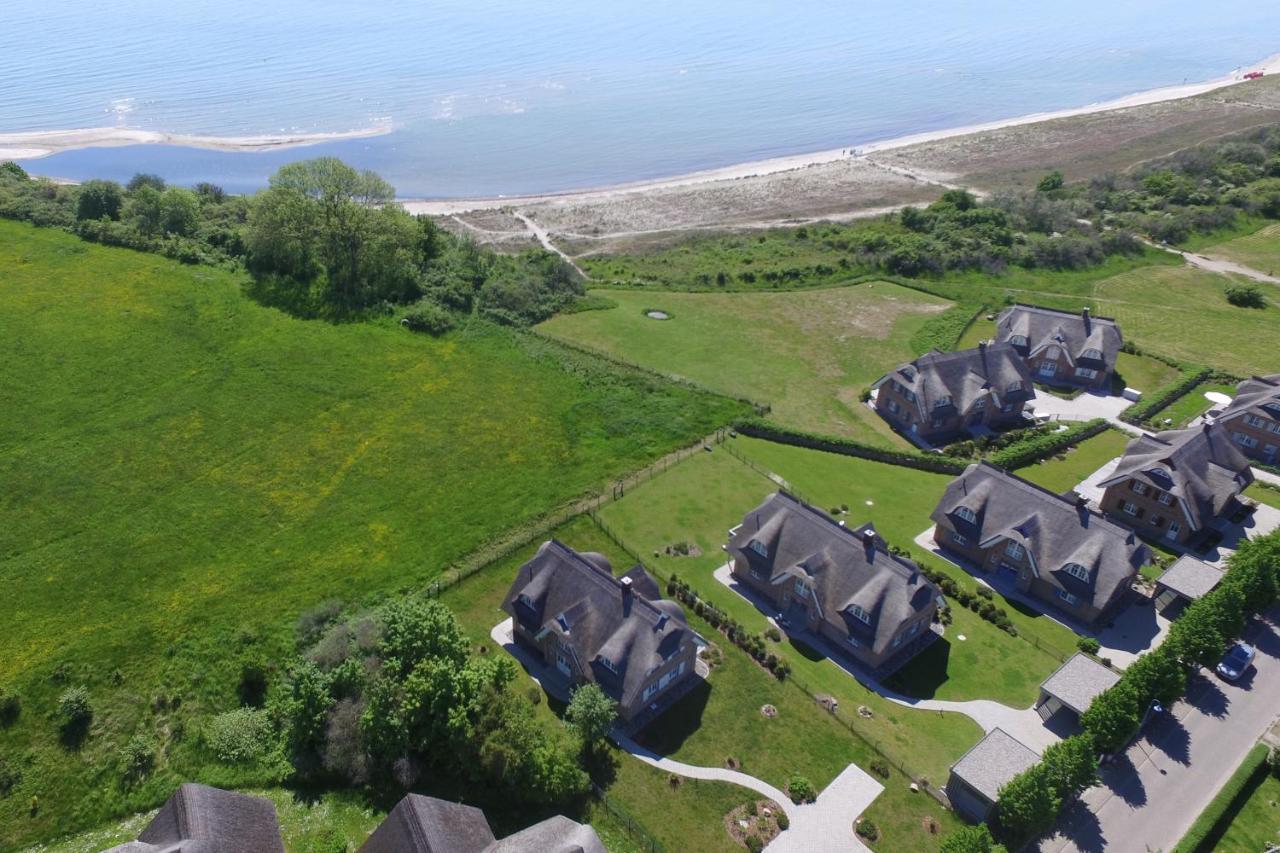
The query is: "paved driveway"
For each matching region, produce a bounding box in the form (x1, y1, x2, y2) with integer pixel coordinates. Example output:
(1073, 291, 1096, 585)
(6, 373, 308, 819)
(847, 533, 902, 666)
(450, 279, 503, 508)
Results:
(1040, 610, 1280, 852)
(1026, 392, 1142, 435)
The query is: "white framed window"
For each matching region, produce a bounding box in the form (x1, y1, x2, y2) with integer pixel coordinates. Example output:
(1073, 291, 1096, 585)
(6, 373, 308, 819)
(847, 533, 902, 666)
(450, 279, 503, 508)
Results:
(748, 539, 768, 557)
(849, 603, 871, 625)
(1004, 541, 1024, 560)
(643, 682, 659, 700)
(1009, 334, 1028, 347)
(1122, 501, 1139, 516)
(1131, 481, 1148, 495)
(1057, 589, 1079, 606)
(932, 415, 946, 428)
(1075, 367, 1098, 380)
(1158, 492, 1174, 506)
(1063, 562, 1089, 581)
(599, 656, 617, 673)
(905, 622, 920, 638)
(1267, 422, 1280, 434)
(934, 395, 952, 409)
(1082, 348, 1102, 361)
(1246, 414, 1266, 428)
(793, 579, 808, 598)
(950, 531, 969, 547)
(1151, 515, 1164, 528)
(1235, 432, 1259, 449)
(1168, 521, 1182, 536)
(955, 506, 977, 524)
(974, 397, 987, 409)
(892, 634, 903, 648)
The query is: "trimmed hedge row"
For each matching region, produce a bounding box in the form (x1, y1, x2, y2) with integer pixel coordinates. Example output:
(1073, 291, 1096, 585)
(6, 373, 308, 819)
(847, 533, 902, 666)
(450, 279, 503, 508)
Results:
(910, 302, 987, 357)
(1119, 363, 1212, 425)
(666, 575, 792, 680)
(1173, 743, 1271, 853)
(988, 419, 1111, 470)
(732, 417, 968, 475)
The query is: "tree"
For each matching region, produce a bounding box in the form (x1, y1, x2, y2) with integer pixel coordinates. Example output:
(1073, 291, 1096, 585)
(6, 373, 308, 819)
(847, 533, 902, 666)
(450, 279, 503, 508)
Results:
(940, 824, 1009, 853)
(1040, 735, 1098, 802)
(1166, 600, 1226, 668)
(1079, 680, 1142, 754)
(76, 180, 123, 221)
(565, 683, 617, 751)
(377, 597, 469, 677)
(160, 187, 201, 236)
(0, 161, 27, 180)
(127, 173, 167, 193)
(1037, 171, 1065, 193)
(996, 763, 1060, 843)
(1125, 649, 1186, 708)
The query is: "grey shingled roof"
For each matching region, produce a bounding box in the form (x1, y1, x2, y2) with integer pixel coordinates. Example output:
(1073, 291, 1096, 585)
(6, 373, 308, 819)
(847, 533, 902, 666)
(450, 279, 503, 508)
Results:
(1101, 423, 1253, 532)
(359, 795, 496, 853)
(994, 304, 1122, 368)
(135, 783, 285, 853)
(950, 728, 1040, 803)
(501, 540, 693, 708)
(728, 493, 939, 656)
(873, 342, 1035, 419)
(1039, 652, 1121, 715)
(1157, 555, 1225, 601)
(932, 463, 1149, 611)
(1218, 374, 1280, 425)
(486, 815, 608, 853)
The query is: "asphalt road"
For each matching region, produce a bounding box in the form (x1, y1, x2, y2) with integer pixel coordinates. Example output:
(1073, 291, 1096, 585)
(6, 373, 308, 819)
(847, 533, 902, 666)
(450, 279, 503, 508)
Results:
(1041, 610, 1280, 853)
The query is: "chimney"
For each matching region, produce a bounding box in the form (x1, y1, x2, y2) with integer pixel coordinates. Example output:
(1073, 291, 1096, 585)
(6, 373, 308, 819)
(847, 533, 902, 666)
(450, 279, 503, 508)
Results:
(620, 575, 633, 616)
(1082, 306, 1091, 332)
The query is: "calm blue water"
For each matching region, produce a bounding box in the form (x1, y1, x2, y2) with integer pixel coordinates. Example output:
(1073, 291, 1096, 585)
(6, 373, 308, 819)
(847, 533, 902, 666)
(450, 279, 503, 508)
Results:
(3, 1, 1278, 197)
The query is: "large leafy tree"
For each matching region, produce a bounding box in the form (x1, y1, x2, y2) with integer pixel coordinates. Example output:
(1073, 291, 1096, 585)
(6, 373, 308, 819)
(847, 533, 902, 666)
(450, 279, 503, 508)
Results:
(940, 824, 1008, 853)
(75, 179, 123, 221)
(996, 763, 1060, 844)
(565, 683, 617, 751)
(1080, 680, 1142, 754)
(1040, 735, 1098, 802)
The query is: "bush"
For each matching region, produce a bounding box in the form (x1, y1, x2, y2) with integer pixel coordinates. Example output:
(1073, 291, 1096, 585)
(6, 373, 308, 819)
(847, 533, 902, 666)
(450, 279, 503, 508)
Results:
(869, 757, 890, 778)
(987, 419, 1109, 469)
(776, 812, 790, 831)
(1225, 283, 1266, 309)
(1077, 637, 1101, 655)
(940, 824, 1008, 852)
(787, 773, 816, 804)
(57, 687, 92, 730)
(206, 707, 276, 764)
(298, 826, 350, 853)
(856, 819, 880, 842)
(401, 298, 456, 335)
(732, 417, 966, 475)
(120, 734, 156, 781)
(745, 836, 764, 853)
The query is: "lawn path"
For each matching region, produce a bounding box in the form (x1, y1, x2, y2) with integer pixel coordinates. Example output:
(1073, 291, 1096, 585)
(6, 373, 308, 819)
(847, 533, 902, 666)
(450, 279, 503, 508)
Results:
(1139, 236, 1280, 284)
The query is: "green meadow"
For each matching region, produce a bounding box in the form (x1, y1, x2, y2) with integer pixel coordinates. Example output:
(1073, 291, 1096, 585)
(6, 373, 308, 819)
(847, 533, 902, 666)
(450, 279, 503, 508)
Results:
(0, 220, 746, 847)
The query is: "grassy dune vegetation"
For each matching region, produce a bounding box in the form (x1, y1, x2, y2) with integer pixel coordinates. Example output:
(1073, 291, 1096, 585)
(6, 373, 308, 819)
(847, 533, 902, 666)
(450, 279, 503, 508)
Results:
(539, 283, 952, 444)
(0, 220, 746, 847)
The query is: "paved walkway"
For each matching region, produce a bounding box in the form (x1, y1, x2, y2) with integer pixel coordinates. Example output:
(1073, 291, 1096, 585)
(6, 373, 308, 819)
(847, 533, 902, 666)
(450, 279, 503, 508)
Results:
(1041, 611, 1280, 852)
(713, 564, 1062, 752)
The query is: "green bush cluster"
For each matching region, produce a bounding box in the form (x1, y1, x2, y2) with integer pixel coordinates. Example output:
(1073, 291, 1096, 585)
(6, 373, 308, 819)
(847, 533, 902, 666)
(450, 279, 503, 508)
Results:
(206, 707, 277, 765)
(986, 419, 1110, 470)
(666, 576, 791, 680)
(1121, 364, 1213, 425)
(732, 418, 967, 475)
(912, 561, 1016, 635)
(856, 818, 880, 841)
(786, 773, 816, 804)
(1225, 282, 1267, 309)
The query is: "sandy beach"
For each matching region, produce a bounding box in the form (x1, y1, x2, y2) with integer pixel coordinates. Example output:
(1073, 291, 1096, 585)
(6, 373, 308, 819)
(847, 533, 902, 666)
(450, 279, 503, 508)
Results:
(402, 53, 1280, 216)
(0, 123, 392, 162)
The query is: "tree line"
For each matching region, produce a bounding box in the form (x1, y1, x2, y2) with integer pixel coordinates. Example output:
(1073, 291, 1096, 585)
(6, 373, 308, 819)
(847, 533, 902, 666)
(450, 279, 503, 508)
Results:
(0, 158, 582, 327)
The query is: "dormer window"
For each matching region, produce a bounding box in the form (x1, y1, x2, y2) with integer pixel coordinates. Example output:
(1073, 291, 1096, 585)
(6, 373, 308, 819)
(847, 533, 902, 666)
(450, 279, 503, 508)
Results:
(848, 603, 871, 624)
(933, 395, 952, 409)
(954, 506, 977, 524)
(1063, 562, 1089, 582)
(555, 613, 571, 632)
(1009, 335, 1028, 347)
(517, 593, 534, 609)
(1007, 381, 1022, 393)
(1082, 348, 1102, 361)
(598, 656, 617, 673)
(748, 539, 768, 558)
(793, 579, 808, 598)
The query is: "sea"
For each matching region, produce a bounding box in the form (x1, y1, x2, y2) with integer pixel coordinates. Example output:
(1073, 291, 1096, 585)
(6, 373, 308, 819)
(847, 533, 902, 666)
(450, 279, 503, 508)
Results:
(3, 0, 1278, 198)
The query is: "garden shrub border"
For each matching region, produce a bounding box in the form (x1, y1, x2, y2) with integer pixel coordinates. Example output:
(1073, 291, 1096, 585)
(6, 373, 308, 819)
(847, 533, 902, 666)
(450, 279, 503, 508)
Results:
(1173, 743, 1271, 853)
(732, 418, 967, 474)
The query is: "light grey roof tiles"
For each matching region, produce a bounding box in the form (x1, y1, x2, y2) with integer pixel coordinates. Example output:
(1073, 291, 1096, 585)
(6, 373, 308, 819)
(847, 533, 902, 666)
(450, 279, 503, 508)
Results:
(1039, 652, 1121, 715)
(950, 728, 1040, 803)
(502, 540, 692, 708)
(994, 304, 1122, 369)
(874, 342, 1035, 417)
(1218, 374, 1280, 424)
(1157, 555, 1225, 601)
(1101, 423, 1253, 531)
(932, 463, 1149, 611)
(486, 815, 608, 853)
(729, 493, 939, 656)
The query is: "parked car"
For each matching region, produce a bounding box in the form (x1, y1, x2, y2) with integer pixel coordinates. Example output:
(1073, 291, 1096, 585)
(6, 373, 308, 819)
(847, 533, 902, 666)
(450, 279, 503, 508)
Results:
(1216, 643, 1256, 682)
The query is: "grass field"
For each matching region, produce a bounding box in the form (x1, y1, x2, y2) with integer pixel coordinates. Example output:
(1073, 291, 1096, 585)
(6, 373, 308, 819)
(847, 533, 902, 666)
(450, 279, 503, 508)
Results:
(1016, 429, 1131, 496)
(1212, 771, 1280, 853)
(0, 220, 747, 848)
(539, 283, 953, 445)
(1150, 382, 1239, 429)
(1205, 222, 1280, 276)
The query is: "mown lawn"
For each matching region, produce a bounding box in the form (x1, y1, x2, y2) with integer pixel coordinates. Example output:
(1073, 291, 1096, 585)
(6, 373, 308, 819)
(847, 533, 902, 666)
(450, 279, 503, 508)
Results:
(1246, 483, 1280, 512)
(538, 283, 952, 446)
(1017, 429, 1131, 496)
(0, 220, 746, 848)
(1213, 771, 1280, 853)
(1150, 382, 1239, 428)
(1205, 222, 1280, 276)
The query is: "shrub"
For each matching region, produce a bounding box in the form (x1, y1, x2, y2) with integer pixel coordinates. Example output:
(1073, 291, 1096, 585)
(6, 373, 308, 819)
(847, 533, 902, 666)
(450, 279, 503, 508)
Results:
(732, 417, 966, 475)
(987, 419, 1109, 469)
(1225, 282, 1266, 309)
(120, 734, 156, 781)
(869, 757, 890, 778)
(401, 298, 456, 335)
(1076, 637, 1101, 655)
(1121, 364, 1212, 425)
(856, 819, 880, 842)
(57, 687, 92, 730)
(940, 824, 1008, 852)
(776, 812, 790, 831)
(745, 836, 764, 853)
(765, 626, 781, 642)
(787, 773, 816, 804)
(206, 707, 276, 764)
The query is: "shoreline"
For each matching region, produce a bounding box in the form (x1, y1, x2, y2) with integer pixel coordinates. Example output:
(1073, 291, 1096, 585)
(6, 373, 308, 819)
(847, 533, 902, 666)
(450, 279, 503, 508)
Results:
(0, 123, 392, 162)
(401, 52, 1280, 216)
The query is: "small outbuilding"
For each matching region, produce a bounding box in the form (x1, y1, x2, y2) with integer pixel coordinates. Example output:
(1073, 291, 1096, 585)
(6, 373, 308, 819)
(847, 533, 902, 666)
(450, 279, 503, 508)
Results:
(1154, 555, 1224, 613)
(946, 728, 1040, 822)
(1035, 652, 1120, 723)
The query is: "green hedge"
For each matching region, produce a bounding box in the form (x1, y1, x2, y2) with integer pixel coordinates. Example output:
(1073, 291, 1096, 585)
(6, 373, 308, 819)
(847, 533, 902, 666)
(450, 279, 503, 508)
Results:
(1173, 743, 1271, 853)
(732, 417, 968, 474)
(988, 419, 1111, 470)
(910, 302, 986, 356)
(1119, 364, 1211, 425)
